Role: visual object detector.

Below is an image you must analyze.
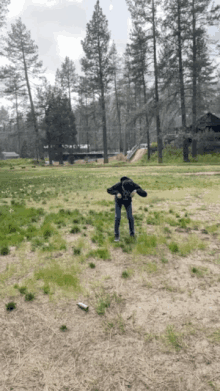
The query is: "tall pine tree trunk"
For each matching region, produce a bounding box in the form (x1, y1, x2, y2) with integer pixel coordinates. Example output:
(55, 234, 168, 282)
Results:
(21, 47, 40, 161)
(100, 87, 108, 163)
(92, 92, 98, 151)
(98, 40, 108, 163)
(124, 87, 130, 156)
(15, 92, 21, 154)
(177, 0, 189, 162)
(152, 0, 162, 163)
(86, 97, 90, 153)
(192, 0, 197, 158)
(142, 72, 150, 160)
(114, 73, 123, 152)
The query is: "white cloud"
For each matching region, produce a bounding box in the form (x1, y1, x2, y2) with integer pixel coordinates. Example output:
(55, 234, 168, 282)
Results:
(127, 16, 132, 36)
(55, 33, 85, 61)
(31, 0, 58, 6)
(8, 0, 26, 17)
(45, 72, 55, 84)
(109, 4, 113, 11)
(31, 0, 83, 5)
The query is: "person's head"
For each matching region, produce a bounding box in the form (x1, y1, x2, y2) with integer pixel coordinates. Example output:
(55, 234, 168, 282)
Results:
(122, 179, 133, 192)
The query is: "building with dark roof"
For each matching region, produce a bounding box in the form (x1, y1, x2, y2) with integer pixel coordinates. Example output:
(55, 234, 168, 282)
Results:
(0, 151, 20, 160)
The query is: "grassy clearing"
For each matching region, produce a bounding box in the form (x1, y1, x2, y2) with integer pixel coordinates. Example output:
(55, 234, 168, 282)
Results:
(1, 158, 220, 391)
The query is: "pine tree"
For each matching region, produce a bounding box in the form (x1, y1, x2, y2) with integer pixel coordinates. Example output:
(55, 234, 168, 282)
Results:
(129, 22, 151, 159)
(122, 44, 133, 153)
(81, 0, 114, 163)
(186, 0, 220, 157)
(77, 76, 91, 152)
(0, 0, 10, 28)
(0, 0, 10, 55)
(44, 91, 77, 165)
(126, 0, 163, 163)
(4, 18, 45, 160)
(111, 42, 123, 152)
(0, 65, 27, 153)
(160, 0, 191, 161)
(55, 56, 78, 110)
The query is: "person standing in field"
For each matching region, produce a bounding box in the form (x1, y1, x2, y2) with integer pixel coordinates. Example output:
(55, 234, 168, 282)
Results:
(107, 176, 147, 241)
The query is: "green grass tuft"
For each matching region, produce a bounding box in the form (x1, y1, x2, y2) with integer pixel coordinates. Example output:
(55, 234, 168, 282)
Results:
(5, 301, 16, 311)
(135, 233, 157, 255)
(1, 246, 10, 255)
(168, 242, 179, 253)
(88, 248, 110, 260)
(25, 292, 35, 301)
(95, 294, 111, 315)
(60, 324, 68, 331)
(70, 225, 81, 234)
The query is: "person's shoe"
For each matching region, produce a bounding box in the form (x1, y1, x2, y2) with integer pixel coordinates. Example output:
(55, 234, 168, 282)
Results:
(114, 236, 120, 242)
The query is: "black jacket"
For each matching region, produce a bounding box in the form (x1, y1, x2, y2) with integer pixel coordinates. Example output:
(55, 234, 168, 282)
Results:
(107, 176, 147, 204)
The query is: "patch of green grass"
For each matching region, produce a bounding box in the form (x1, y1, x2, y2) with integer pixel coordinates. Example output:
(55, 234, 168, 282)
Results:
(205, 224, 219, 234)
(190, 265, 208, 278)
(163, 325, 183, 351)
(88, 248, 111, 260)
(18, 286, 27, 295)
(168, 242, 179, 253)
(60, 325, 68, 331)
(89, 262, 96, 268)
(114, 235, 136, 253)
(25, 292, 35, 301)
(150, 197, 165, 204)
(95, 294, 111, 315)
(178, 234, 207, 256)
(142, 262, 158, 274)
(165, 216, 179, 227)
(5, 301, 16, 311)
(135, 233, 157, 255)
(34, 261, 81, 293)
(121, 269, 133, 279)
(91, 232, 105, 246)
(164, 227, 171, 234)
(0, 204, 45, 249)
(73, 247, 81, 255)
(1, 246, 10, 255)
(43, 284, 50, 294)
(41, 223, 55, 239)
(70, 225, 81, 234)
(207, 329, 220, 344)
(178, 217, 191, 228)
(161, 257, 169, 264)
(95, 200, 112, 207)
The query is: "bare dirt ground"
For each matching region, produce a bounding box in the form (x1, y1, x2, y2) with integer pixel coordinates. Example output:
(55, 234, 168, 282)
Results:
(130, 148, 147, 163)
(1, 172, 220, 390)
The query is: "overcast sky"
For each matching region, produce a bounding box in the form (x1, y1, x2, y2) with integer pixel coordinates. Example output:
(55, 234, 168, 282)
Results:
(0, 0, 220, 109)
(0, 0, 131, 84)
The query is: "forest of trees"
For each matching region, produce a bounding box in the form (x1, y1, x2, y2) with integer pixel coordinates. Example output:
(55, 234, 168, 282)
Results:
(0, 0, 220, 163)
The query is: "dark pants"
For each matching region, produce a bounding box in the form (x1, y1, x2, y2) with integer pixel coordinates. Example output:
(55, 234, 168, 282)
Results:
(115, 200, 135, 237)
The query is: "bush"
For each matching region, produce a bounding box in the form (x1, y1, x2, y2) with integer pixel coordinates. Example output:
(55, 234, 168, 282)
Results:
(70, 225, 81, 234)
(25, 292, 35, 301)
(5, 301, 16, 311)
(1, 246, 9, 255)
(88, 248, 110, 260)
(73, 247, 81, 255)
(169, 242, 179, 253)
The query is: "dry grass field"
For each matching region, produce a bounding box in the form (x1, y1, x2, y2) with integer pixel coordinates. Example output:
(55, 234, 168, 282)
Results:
(1, 160, 220, 390)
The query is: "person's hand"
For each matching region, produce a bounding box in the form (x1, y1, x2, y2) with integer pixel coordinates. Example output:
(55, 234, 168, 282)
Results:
(117, 193, 122, 198)
(131, 190, 137, 197)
